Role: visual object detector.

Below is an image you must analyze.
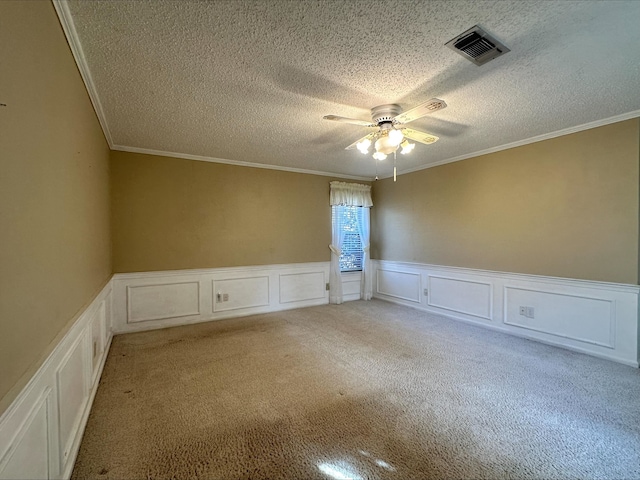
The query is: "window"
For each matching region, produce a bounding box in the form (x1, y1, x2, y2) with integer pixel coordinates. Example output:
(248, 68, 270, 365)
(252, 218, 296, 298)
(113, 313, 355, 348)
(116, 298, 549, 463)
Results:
(332, 205, 364, 272)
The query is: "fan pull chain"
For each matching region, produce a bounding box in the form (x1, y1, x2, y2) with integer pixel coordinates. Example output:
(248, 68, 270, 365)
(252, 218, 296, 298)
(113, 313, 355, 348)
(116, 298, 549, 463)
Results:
(393, 151, 397, 182)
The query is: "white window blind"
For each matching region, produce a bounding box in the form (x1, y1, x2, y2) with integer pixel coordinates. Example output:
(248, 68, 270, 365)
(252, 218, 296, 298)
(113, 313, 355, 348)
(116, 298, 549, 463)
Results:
(332, 205, 364, 272)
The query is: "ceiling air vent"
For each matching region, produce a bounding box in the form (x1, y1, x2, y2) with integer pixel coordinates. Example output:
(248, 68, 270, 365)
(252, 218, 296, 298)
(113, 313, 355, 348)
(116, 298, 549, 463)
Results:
(445, 25, 510, 66)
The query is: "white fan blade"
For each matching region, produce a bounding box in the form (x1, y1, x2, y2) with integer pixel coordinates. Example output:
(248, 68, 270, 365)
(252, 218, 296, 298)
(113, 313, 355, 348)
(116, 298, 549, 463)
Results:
(323, 115, 376, 127)
(393, 98, 447, 124)
(401, 128, 439, 145)
(346, 133, 376, 150)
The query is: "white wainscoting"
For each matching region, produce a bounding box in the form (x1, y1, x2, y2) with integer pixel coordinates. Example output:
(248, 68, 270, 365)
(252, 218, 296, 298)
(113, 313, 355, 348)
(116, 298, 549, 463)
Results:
(372, 260, 639, 367)
(279, 271, 325, 304)
(503, 287, 615, 348)
(214, 276, 269, 312)
(341, 271, 362, 303)
(127, 281, 200, 323)
(0, 262, 335, 479)
(428, 276, 493, 321)
(376, 269, 421, 303)
(0, 282, 113, 480)
(112, 262, 331, 334)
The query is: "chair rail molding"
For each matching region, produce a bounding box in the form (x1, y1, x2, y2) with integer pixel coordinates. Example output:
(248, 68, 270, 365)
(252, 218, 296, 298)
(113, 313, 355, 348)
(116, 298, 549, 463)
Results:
(372, 260, 639, 367)
(111, 262, 335, 334)
(0, 282, 113, 480)
(0, 261, 356, 479)
(6, 259, 632, 480)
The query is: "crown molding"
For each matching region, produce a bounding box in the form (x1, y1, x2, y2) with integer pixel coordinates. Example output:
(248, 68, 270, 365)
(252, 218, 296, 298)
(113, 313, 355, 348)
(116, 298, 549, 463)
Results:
(52, 0, 114, 148)
(111, 145, 372, 181)
(116, 109, 639, 183)
(381, 109, 640, 180)
(50, 0, 639, 182)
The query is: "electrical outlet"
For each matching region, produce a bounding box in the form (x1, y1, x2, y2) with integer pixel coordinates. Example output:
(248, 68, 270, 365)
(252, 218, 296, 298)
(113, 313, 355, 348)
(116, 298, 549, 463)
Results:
(519, 306, 535, 318)
(423, 288, 428, 296)
(223, 293, 229, 302)
(326, 283, 330, 291)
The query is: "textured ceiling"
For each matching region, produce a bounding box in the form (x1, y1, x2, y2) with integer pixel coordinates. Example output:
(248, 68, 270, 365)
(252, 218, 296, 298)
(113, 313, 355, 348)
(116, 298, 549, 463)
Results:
(62, 0, 640, 179)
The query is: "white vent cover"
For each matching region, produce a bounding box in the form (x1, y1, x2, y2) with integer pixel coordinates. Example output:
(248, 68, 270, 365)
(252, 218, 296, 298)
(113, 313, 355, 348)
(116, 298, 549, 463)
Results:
(445, 25, 510, 66)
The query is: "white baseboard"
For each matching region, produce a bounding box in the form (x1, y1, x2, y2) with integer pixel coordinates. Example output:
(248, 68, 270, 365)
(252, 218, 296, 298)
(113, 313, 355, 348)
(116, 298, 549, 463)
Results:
(0, 282, 113, 480)
(8, 259, 628, 480)
(373, 260, 640, 367)
(111, 262, 333, 334)
(0, 261, 337, 479)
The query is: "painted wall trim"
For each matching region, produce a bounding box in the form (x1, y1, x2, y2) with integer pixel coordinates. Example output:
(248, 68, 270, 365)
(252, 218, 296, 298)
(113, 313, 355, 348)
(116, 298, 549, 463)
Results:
(383, 110, 640, 179)
(503, 286, 616, 349)
(2, 258, 635, 479)
(51, 0, 114, 148)
(52, 0, 639, 182)
(111, 111, 640, 181)
(427, 275, 494, 320)
(372, 260, 639, 367)
(113, 262, 331, 281)
(112, 262, 339, 334)
(111, 145, 372, 181)
(0, 262, 358, 477)
(374, 260, 640, 294)
(0, 281, 113, 480)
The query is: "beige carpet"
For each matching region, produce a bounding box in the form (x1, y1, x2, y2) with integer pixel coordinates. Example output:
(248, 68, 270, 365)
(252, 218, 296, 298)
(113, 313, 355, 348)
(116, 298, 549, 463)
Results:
(73, 300, 640, 479)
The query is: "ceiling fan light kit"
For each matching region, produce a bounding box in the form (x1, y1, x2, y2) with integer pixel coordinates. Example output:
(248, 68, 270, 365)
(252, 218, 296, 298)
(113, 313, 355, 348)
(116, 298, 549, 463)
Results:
(323, 99, 447, 175)
(400, 140, 415, 154)
(323, 26, 509, 180)
(356, 138, 372, 154)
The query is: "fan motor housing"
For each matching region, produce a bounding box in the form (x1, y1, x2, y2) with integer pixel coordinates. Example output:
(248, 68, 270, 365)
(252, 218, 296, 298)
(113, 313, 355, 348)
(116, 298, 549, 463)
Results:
(371, 104, 402, 125)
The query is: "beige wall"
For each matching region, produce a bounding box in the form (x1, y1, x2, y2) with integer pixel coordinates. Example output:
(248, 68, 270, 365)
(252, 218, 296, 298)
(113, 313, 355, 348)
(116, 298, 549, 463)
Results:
(0, 2, 112, 415)
(111, 151, 354, 272)
(371, 119, 640, 284)
(1, 1, 637, 422)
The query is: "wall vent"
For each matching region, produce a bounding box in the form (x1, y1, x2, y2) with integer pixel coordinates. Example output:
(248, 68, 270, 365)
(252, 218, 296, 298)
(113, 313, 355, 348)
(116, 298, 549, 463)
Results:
(445, 25, 510, 66)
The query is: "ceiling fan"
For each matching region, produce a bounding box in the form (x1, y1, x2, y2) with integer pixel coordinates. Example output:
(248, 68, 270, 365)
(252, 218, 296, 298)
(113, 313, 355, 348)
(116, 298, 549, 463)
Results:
(323, 98, 447, 162)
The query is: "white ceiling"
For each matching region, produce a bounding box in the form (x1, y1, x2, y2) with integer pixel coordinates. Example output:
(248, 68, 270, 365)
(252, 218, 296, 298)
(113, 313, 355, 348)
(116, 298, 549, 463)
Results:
(59, 0, 640, 179)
